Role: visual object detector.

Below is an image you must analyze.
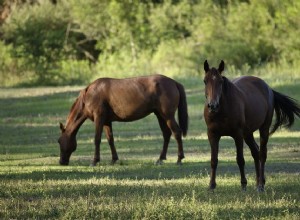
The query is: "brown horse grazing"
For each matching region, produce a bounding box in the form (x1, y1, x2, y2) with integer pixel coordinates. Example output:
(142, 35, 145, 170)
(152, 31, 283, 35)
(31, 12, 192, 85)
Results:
(58, 74, 188, 166)
(203, 60, 300, 192)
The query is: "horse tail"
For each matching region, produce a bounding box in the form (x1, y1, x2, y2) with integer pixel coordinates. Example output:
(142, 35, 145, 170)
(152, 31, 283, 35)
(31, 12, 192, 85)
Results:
(176, 82, 189, 137)
(270, 90, 300, 135)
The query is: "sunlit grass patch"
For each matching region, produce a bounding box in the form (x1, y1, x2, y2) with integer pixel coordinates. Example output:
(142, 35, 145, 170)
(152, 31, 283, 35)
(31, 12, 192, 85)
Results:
(1, 172, 299, 219)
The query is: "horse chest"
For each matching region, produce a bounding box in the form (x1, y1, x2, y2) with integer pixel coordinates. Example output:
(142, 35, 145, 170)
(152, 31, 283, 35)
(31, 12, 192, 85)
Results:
(206, 114, 240, 135)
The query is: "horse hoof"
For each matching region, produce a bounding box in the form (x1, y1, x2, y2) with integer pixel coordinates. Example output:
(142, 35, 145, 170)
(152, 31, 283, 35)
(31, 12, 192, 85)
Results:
(207, 187, 215, 193)
(155, 159, 163, 165)
(89, 163, 96, 167)
(257, 185, 265, 192)
(241, 184, 247, 191)
(176, 161, 183, 166)
(111, 160, 118, 165)
(208, 183, 216, 191)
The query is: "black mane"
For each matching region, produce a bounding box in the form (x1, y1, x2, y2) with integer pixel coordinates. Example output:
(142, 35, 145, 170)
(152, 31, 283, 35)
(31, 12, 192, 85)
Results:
(222, 76, 233, 95)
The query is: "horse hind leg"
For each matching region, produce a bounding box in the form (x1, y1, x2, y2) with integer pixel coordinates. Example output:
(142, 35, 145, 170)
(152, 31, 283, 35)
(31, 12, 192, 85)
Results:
(244, 133, 260, 189)
(166, 117, 184, 165)
(258, 128, 269, 192)
(257, 110, 273, 192)
(155, 113, 171, 165)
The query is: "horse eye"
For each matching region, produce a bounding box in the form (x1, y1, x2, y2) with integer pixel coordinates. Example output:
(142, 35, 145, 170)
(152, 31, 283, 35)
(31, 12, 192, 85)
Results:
(203, 80, 207, 85)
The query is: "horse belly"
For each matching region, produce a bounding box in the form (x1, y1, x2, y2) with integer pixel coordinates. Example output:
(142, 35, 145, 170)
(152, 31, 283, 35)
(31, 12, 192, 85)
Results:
(109, 100, 153, 121)
(244, 95, 270, 132)
(115, 110, 152, 121)
(236, 77, 272, 132)
(244, 105, 268, 132)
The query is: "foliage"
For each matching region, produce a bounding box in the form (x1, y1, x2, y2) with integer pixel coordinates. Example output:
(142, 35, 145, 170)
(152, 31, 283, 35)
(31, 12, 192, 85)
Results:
(2, 1, 68, 84)
(0, 0, 300, 86)
(0, 0, 92, 85)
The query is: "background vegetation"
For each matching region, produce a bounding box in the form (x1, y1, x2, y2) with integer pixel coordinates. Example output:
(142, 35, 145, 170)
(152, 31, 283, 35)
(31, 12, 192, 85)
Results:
(0, 0, 300, 86)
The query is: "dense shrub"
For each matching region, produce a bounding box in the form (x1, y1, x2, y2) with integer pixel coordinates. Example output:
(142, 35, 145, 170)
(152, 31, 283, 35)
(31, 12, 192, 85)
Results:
(0, 0, 299, 86)
(1, 1, 69, 84)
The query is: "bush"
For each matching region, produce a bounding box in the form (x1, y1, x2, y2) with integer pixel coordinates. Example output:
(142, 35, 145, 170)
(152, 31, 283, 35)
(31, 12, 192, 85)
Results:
(1, 0, 300, 86)
(59, 59, 93, 85)
(0, 40, 22, 86)
(2, 1, 65, 83)
(1, 0, 90, 85)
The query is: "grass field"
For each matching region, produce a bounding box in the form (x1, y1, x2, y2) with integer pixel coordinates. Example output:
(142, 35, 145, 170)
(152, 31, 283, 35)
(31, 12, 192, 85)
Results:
(0, 74, 300, 219)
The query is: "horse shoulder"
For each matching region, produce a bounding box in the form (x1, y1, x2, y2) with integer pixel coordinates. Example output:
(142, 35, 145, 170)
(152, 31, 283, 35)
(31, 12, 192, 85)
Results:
(83, 80, 111, 117)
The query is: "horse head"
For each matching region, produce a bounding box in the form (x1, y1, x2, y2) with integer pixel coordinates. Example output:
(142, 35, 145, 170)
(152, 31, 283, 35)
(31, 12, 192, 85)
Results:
(58, 122, 77, 165)
(203, 60, 225, 113)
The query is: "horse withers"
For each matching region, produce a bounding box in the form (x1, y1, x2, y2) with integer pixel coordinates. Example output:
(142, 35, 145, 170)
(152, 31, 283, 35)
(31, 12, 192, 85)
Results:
(203, 60, 300, 191)
(58, 74, 188, 166)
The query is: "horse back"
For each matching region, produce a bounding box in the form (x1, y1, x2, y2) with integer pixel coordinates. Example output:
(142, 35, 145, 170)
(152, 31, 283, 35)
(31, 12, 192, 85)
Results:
(84, 75, 180, 121)
(233, 76, 273, 105)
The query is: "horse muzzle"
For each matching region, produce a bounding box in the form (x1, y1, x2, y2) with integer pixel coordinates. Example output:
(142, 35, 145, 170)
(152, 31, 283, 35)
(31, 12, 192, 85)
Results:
(59, 158, 69, 166)
(207, 102, 220, 113)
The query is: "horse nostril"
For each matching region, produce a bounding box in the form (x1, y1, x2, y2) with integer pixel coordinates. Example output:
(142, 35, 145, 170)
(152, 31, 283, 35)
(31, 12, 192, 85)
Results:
(207, 102, 219, 112)
(208, 103, 216, 109)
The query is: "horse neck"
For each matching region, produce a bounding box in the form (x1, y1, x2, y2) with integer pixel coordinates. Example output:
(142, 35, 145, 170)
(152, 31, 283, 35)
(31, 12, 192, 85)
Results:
(65, 91, 87, 136)
(65, 115, 86, 137)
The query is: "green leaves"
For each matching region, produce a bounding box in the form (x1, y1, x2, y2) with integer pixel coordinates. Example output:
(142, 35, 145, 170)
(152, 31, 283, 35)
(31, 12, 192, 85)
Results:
(1, 0, 300, 86)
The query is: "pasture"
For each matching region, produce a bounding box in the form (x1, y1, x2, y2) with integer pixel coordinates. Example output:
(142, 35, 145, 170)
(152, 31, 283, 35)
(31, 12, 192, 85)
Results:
(0, 75, 300, 219)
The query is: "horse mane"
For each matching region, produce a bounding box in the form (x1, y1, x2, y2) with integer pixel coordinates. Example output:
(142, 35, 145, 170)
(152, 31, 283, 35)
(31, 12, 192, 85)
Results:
(222, 76, 233, 95)
(65, 88, 86, 127)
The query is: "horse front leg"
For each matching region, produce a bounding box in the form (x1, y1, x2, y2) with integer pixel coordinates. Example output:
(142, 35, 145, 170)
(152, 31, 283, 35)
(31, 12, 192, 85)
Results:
(92, 116, 104, 166)
(234, 136, 247, 191)
(104, 123, 119, 164)
(208, 132, 220, 190)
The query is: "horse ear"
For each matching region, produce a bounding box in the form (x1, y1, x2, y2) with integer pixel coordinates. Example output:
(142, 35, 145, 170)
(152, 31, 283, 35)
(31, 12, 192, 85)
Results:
(204, 60, 209, 73)
(218, 60, 225, 73)
(59, 122, 65, 132)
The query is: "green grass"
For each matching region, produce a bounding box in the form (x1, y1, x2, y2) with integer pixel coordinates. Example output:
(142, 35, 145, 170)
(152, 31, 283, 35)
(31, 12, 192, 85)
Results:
(0, 75, 300, 219)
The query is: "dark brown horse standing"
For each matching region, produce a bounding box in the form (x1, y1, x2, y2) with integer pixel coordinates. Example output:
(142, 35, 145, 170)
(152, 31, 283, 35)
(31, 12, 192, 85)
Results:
(58, 74, 188, 166)
(203, 60, 300, 191)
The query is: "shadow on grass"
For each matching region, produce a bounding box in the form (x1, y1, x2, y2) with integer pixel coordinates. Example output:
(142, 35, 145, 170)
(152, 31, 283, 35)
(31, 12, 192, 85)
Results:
(0, 90, 80, 118)
(1, 159, 299, 182)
